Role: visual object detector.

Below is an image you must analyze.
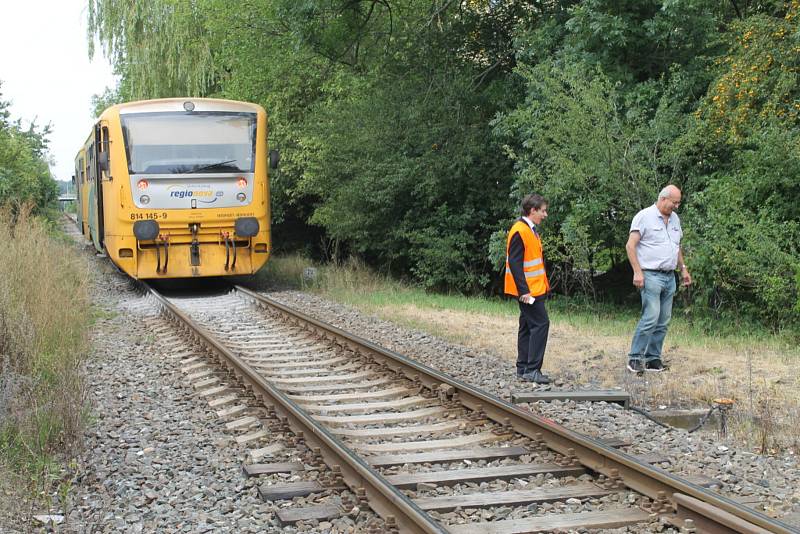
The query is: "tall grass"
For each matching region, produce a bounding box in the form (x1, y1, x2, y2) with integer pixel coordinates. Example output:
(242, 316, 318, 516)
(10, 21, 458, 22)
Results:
(0, 206, 90, 509)
(256, 254, 796, 353)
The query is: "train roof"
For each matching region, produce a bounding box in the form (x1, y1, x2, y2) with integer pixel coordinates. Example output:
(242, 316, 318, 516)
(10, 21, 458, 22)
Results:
(98, 98, 264, 119)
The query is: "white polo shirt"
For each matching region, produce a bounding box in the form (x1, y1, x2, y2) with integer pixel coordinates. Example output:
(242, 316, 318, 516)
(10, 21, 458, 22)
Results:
(630, 204, 682, 271)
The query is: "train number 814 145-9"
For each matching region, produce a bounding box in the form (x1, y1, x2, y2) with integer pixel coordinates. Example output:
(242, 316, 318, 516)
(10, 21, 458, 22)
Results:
(130, 212, 168, 221)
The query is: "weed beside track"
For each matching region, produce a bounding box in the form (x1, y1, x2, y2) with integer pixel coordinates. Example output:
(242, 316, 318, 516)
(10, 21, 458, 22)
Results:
(0, 211, 91, 528)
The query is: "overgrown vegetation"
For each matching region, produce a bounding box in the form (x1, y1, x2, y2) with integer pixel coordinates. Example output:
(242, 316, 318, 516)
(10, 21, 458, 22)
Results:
(0, 83, 59, 218)
(0, 206, 90, 517)
(0, 88, 89, 522)
(89, 0, 800, 332)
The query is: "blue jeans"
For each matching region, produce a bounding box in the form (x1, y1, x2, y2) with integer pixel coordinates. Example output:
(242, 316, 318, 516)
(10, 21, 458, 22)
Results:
(629, 270, 676, 364)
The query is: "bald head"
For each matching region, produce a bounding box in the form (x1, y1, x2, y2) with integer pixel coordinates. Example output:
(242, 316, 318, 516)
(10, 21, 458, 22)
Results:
(656, 185, 682, 216)
(658, 185, 681, 200)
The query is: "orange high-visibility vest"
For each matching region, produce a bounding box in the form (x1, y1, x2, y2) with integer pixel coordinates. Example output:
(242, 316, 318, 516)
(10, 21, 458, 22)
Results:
(504, 220, 550, 297)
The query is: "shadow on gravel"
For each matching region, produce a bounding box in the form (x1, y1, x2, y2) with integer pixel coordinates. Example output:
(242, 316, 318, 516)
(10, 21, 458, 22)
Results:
(147, 277, 237, 298)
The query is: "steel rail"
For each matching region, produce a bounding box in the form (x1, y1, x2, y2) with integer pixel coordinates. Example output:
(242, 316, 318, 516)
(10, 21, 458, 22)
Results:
(145, 284, 447, 534)
(236, 286, 798, 534)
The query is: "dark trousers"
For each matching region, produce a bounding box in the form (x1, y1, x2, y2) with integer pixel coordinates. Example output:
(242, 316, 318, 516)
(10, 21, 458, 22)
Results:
(517, 298, 549, 375)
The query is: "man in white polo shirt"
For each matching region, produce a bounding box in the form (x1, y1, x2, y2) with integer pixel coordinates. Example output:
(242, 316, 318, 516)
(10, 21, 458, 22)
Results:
(625, 185, 692, 373)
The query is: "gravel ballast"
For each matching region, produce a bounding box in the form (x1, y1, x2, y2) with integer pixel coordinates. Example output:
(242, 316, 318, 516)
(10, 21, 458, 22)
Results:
(46, 232, 800, 532)
(263, 289, 800, 530)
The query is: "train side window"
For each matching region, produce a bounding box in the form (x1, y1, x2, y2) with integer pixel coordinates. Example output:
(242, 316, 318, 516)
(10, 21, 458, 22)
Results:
(88, 144, 96, 182)
(99, 126, 111, 179)
(102, 126, 110, 153)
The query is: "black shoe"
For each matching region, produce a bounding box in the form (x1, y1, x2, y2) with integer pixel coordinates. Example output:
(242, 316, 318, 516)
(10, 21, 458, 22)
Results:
(646, 359, 665, 372)
(523, 370, 551, 384)
(627, 359, 645, 373)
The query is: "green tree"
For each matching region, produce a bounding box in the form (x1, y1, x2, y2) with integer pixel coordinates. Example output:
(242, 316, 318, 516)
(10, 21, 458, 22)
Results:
(0, 84, 58, 215)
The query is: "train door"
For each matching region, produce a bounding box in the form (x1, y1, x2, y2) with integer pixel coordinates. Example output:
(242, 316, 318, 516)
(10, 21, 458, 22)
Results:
(74, 155, 86, 235)
(94, 124, 107, 251)
(73, 161, 82, 231)
(80, 155, 90, 238)
(86, 137, 103, 253)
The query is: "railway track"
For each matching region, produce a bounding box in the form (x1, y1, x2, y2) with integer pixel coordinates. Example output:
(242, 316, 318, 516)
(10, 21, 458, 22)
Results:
(145, 283, 797, 534)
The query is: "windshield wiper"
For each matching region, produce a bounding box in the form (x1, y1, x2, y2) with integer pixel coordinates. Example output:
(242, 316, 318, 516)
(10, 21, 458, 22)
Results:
(190, 159, 238, 173)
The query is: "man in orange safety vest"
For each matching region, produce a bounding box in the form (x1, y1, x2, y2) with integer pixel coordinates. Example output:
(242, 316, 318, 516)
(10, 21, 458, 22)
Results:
(504, 193, 551, 384)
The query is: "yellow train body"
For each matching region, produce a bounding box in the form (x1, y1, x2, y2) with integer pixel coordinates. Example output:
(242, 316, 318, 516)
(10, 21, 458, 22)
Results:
(74, 98, 272, 279)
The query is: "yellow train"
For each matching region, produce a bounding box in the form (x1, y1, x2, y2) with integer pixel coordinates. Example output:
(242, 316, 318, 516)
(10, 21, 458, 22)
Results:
(72, 98, 274, 278)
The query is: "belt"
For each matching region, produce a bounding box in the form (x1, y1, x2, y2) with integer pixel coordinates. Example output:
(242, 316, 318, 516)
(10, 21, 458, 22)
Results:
(644, 269, 674, 274)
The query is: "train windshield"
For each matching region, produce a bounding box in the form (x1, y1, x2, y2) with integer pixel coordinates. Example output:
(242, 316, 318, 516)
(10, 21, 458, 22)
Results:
(121, 111, 257, 174)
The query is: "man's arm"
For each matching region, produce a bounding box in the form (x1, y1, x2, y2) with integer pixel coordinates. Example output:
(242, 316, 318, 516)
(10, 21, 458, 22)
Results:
(626, 231, 644, 288)
(677, 248, 692, 286)
(508, 233, 531, 297)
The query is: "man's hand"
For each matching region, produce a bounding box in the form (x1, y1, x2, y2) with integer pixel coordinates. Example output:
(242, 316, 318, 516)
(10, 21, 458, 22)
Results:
(626, 232, 644, 289)
(681, 266, 692, 287)
(519, 294, 535, 305)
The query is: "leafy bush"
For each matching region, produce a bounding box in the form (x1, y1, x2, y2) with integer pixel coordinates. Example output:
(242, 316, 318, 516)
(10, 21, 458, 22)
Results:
(0, 85, 59, 217)
(685, 126, 800, 327)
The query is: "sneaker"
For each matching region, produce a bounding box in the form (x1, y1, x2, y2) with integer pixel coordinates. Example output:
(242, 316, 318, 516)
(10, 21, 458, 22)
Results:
(627, 359, 645, 373)
(522, 370, 552, 384)
(646, 359, 665, 372)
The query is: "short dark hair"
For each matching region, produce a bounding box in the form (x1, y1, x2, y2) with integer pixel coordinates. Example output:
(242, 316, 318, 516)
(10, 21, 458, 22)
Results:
(520, 193, 547, 217)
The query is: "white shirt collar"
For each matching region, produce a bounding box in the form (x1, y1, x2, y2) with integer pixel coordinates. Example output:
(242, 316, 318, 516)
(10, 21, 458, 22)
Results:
(521, 216, 535, 230)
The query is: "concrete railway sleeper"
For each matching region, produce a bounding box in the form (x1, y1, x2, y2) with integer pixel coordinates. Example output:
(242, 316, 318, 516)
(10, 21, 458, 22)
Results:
(143, 283, 797, 534)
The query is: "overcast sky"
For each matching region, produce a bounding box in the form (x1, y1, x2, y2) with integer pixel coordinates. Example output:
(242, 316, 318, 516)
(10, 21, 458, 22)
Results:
(0, 0, 116, 183)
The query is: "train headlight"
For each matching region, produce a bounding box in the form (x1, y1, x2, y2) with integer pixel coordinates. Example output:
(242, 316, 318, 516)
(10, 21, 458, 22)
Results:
(235, 217, 259, 237)
(137, 179, 149, 190)
(237, 177, 247, 188)
(140, 195, 151, 205)
(236, 192, 246, 202)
